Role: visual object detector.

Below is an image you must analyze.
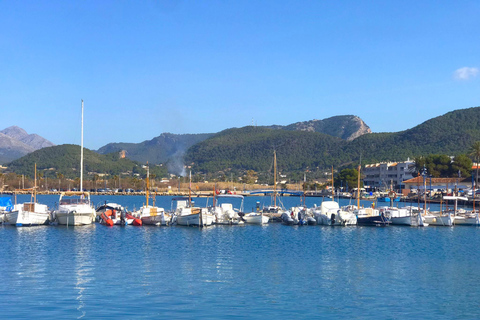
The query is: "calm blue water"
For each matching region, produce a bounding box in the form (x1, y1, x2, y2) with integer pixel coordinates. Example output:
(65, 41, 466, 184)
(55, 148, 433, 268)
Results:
(1, 195, 480, 319)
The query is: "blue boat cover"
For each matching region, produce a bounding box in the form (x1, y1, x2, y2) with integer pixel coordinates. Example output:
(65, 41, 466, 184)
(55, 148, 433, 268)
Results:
(0, 197, 13, 211)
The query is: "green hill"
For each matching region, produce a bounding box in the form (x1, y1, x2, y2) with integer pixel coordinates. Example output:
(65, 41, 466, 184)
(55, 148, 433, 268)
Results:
(5, 144, 167, 180)
(185, 106, 480, 176)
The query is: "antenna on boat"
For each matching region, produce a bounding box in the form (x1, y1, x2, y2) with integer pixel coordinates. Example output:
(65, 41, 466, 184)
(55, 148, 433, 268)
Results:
(80, 99, 84, 193)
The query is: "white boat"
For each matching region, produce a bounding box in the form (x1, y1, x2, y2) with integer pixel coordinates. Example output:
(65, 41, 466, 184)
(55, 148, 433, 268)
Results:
(212, 194, 244, 225)
(54, 100, 95, 226)
(313, 201, 357, 226)
(139, 206, 173, 226)
(382, 206, 427, 227)
(243, 212, 269, 225)
(174, 197, 214, 227)
(4, 164, 51, 227)
(5, 202, 50, 226)
(425, 195, 468, 227)
(136, 164, 173, 226)
(54, 192, 96, 226)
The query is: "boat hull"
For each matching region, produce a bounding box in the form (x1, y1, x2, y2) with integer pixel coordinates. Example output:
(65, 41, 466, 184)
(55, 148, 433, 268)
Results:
(357, 214, 390, 226)
(55, 211, 95, 226)
(243, 214, 269, 225)
(177, 213, 214, 226)
(4, 210, 50, 226)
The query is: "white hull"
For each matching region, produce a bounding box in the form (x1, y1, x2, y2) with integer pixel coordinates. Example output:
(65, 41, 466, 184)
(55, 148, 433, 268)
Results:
(453, 215, 480, 226)
(424, 214, 452, 226)
(177, 212, 214, 226)
(141, 214, 172, 226)
(56, 211, 95, 226)
(390, 215, 427, 226)
(4, 203, 50, 226)
(243, 213, 269, 225)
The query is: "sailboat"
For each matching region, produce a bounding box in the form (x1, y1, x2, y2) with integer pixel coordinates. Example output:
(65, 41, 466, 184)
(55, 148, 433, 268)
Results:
(4, 164, 51, 226)
(137, 163, 172, 226)
(53, 100, 96, 226)
(353, 164, 389, 226)
(176, 171, 215, 227)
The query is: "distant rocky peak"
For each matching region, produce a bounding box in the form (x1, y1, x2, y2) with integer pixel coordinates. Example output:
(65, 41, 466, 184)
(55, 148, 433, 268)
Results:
(1, 126, 29, 140)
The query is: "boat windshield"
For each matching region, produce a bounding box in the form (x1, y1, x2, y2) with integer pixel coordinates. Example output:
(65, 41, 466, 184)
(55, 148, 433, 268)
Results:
(60, 198, 90, 205)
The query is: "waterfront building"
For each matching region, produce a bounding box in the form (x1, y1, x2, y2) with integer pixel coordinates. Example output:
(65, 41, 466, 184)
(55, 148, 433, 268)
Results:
(363, 159, 415, 191)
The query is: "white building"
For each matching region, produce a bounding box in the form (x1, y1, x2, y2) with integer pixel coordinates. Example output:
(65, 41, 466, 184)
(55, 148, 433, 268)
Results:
(363, 159, 415, 190)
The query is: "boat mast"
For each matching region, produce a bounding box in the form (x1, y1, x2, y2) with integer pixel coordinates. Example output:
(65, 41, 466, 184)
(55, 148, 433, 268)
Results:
(274, 150, 277, 208)
(357, 164, 361, 208)
(331, 166, 334, 198)
(146, 162, 149, 207)
(34, 163, 37, 203)
(80, 99, 84, 193)
(189, 170, 192, 206)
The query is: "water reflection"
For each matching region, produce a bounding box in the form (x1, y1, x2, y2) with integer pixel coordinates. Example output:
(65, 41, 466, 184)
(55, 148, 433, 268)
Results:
(72, 226, 95, 319)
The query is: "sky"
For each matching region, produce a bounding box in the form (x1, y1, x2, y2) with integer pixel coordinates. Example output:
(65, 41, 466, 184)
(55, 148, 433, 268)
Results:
(0, 0, 479, 150)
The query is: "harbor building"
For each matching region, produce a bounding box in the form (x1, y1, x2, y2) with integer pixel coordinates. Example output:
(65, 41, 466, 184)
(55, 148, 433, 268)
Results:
(363, 159, 415, 191)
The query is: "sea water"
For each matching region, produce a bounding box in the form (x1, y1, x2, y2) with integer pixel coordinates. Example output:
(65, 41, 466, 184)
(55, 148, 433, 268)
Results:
(1, 195, 480, 319)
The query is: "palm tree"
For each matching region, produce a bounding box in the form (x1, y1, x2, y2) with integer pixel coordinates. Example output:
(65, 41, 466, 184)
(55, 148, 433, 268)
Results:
(469, 141, 480, 190)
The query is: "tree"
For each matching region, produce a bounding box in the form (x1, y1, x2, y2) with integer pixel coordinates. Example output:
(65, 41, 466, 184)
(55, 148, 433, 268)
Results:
(469, 141, 480, 188)
(334, 168, 359, 191)
(451, 154, 472, 178)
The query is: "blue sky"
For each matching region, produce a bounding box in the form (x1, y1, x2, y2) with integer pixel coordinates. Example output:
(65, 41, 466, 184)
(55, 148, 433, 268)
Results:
(1, 0, 479, 149)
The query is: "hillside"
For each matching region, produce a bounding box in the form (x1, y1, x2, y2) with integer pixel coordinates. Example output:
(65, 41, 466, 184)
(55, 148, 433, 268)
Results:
(185, 126, 346, 174)
(185, 106, 480, 176)
(97, 132, 214, 170)
(5, 144, 167, 180)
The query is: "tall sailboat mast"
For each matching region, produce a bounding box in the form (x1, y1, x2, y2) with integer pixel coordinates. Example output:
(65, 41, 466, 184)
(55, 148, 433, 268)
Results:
(357, 164, 361, 209)
(146, 162, 150, 207)
(274, 150, 277, 208)
(331, 166, 334, 198)
(34, 163, 37, 203)
(80, 99, 84, 192)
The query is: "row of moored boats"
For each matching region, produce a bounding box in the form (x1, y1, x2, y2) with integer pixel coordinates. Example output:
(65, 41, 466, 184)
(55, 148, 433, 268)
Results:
(1, 193, 478, 227)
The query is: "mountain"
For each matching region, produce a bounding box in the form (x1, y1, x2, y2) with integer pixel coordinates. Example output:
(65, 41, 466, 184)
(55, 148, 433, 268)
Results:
(269, 115, 371, 141)
(0, 126, 55, 163)
(0, 132, 35, 164)
(5, 144, 167, 180)
(185, 106, 480, 176)
(97, 133, 214, 174)
(185, 126, 345, 174)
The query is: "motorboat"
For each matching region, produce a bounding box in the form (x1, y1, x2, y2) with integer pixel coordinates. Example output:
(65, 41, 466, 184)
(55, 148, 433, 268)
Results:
(355, 207, 390, 226)
(212, 194, 244, 225)
(313, 201, 357, 226)
(243, 212, 269, 225)
(53, 191, 96, 226)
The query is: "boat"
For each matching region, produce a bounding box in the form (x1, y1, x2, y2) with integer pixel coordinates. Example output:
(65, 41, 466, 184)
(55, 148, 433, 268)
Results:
(137, 164, 173, 226)
(0, 196, 14, 224)
(175, 173, 215, 227)
(424, 195, 467, 227)
(53, 100, 95, 226)
(212, 194, 244, 225)
(175, 197, 215, 227)
(243, 212, 270, 225)
(381, 206, 426, 227)
(96, 203, 131, 225)
(54, 191, 96, 226)
(4, 164, 51, 226)
(313, 201, 357, 226)
(353, 163, 388, 226)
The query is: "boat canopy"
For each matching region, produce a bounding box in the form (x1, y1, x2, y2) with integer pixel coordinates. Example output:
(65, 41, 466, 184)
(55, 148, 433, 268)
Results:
(0, 197, 13, 211)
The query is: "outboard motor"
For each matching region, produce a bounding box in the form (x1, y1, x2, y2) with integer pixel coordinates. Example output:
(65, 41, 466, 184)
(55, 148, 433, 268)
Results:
(120, 210, 126, 226)
(331, 213, 336, 226)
